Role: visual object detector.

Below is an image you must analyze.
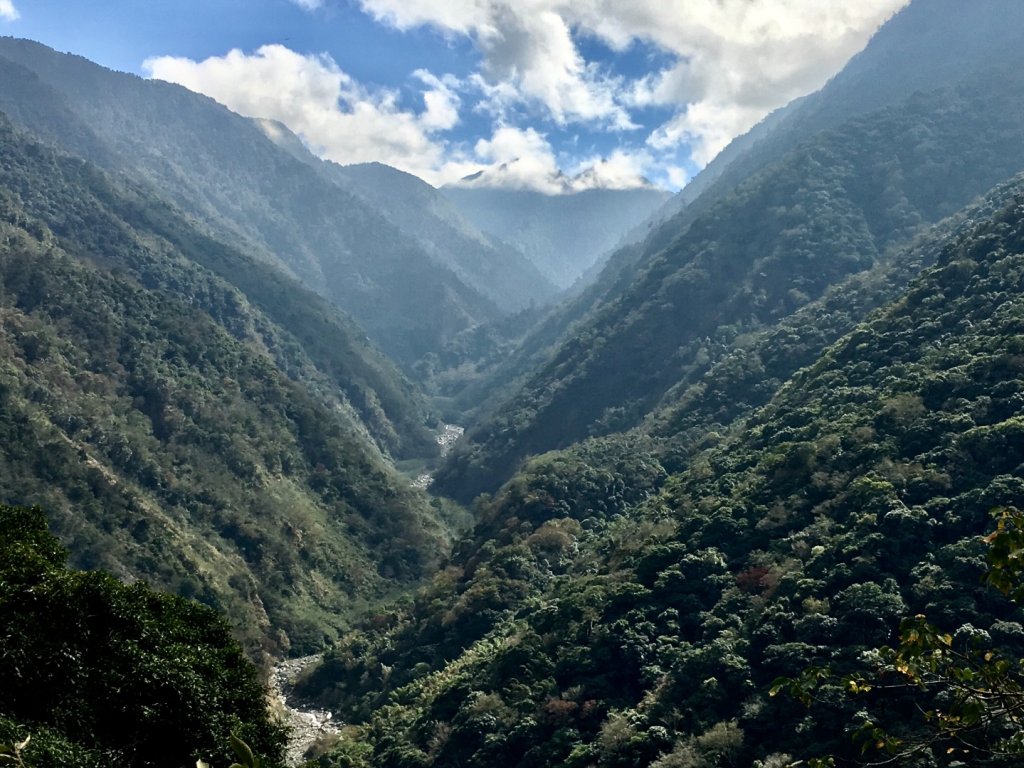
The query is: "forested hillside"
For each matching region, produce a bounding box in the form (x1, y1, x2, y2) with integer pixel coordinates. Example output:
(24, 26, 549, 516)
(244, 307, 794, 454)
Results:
(0, 38, 538, 365)
(328, 162, 558, 314)
(435, 59, 1024, 502)
(299, 172, 1024, 768)
(0, 114, 450, 655)
(4, 2, 1024, 766)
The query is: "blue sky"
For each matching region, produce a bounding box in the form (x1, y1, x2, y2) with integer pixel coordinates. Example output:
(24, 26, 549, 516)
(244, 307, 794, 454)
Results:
(1, 0, 908, 191)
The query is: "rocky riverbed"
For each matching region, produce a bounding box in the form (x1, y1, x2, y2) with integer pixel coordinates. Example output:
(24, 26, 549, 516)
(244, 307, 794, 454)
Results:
(411, 423, 464, 489)
(270, 655, 340, 766)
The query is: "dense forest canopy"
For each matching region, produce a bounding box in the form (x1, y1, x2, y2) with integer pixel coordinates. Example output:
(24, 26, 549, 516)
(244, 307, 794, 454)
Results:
(2, 1, 1024, 766)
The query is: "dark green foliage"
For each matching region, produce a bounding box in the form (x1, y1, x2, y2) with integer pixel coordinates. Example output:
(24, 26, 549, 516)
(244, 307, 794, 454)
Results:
(0, 505, 286, 768)
(435, 60, 1024, 503)
(0, 115, 449, 654)
(773, 509, 1024, 766)
(303, 181, 1024, 767)
(294, 433, 665, 721)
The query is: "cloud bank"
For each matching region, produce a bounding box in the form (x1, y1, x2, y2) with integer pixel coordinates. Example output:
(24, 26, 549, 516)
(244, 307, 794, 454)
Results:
(361, 0, 906, 165)
(146, 1, 908, 191)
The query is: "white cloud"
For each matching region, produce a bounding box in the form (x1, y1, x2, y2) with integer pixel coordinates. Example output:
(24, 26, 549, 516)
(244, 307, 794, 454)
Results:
(421, 125, 565, 192)
(359, 0, 908, 168)
(144, 45, 453, 182)
(142, 45, 615, 192)
(478, 9, 635, 129)
(414, 70, 461, 131)
(648, 100, 765, 168)
(439, 130, 661, 193)
(143, 0, 909, 193)
(0, 0, 19, 21)
(566, 148, 654, 190)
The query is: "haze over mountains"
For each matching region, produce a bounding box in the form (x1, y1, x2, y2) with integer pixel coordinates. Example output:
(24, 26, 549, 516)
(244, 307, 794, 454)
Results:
(4, 1, 1024, 767)
(0, 37, 560, 366)
(442, 182, 671, 289)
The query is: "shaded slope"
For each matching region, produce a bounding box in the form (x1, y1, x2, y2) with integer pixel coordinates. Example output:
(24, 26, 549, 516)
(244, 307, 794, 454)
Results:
(442, 185, 670, 289)
(433, 0, 1024, 474)
(645, 0, 1024, 250)
(435, 65, 1024, 502)
(330, 162, 558, 313)
(0, 38, 500, 365)
(307, 173, 1024, 768)
(0, 115, 447, 655)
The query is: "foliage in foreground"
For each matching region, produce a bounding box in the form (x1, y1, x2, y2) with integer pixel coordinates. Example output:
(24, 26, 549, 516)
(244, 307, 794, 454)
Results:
(0, 504, 287, 768)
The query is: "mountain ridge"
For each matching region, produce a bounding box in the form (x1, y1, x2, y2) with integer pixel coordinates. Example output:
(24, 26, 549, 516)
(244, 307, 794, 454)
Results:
(0, 37, 536, 366)
(433, 5, 1024, 502)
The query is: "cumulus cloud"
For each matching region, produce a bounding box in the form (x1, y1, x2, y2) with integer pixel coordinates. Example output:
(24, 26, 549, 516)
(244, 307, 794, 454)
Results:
(440, 131, 661, 193)
(144, 45, 453, 182)
(414, 70, 461, 131)
(144, 0, 907, 193)
(360, 0, 907, 168)
(142, 46, 632, 192)
(566, 148, 655, 190)
(0, 0, 19, 21)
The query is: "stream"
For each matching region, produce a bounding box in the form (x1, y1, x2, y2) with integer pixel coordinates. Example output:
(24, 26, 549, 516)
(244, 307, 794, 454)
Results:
(412, 423, 464, 489)
(270, 655, 340, 766)
(272, 426, 465, 764)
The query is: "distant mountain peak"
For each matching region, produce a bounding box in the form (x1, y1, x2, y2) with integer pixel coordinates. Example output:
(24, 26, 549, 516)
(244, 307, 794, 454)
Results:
(453, 157, 661, 195)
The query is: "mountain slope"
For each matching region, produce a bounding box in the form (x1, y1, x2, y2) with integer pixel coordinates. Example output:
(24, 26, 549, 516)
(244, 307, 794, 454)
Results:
(0, 38, 503, 365)
(434, 31, 1024, 502)
(328, 162, 558, 312)
(442, 185, 670, 289)
(305, 170, 1024, 768)
(644, 0, 1024, 248)
(0, 114, 448, 655)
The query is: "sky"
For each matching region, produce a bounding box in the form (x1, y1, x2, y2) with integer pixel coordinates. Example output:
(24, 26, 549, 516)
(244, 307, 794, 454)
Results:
(2, 0, 909, 192)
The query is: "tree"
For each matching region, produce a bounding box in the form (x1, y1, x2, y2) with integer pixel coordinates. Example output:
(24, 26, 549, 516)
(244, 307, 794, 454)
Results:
(0, 504, 287, 768)
(772, 508, 1024, 766)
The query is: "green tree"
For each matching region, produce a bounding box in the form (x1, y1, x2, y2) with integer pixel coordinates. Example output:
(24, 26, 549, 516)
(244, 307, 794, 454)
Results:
(0, 505, 287, 768)
(773, 508, 1024, 766)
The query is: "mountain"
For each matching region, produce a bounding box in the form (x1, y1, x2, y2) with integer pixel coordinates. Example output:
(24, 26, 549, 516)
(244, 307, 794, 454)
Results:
(0, 37, 530, 366)
(442, 182, 670, 289)
(0, 113, 451, 655)
(297, 167, 1024, 768)
(325, 161, 558, 313)
(638, 0, 1024, 254)
(432, 1, 1024, 502)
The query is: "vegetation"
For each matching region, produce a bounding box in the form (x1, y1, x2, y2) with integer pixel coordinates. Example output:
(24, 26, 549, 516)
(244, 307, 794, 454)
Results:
(0, 39, 523, 366)
(0, 114, 451, 655)
(0, 505, 286, 768)
(301, 181, 1024, 766)
(5, 5, 1024, 768)
(435, 54, 1024, 503)
(773, 509, 1024, 766)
